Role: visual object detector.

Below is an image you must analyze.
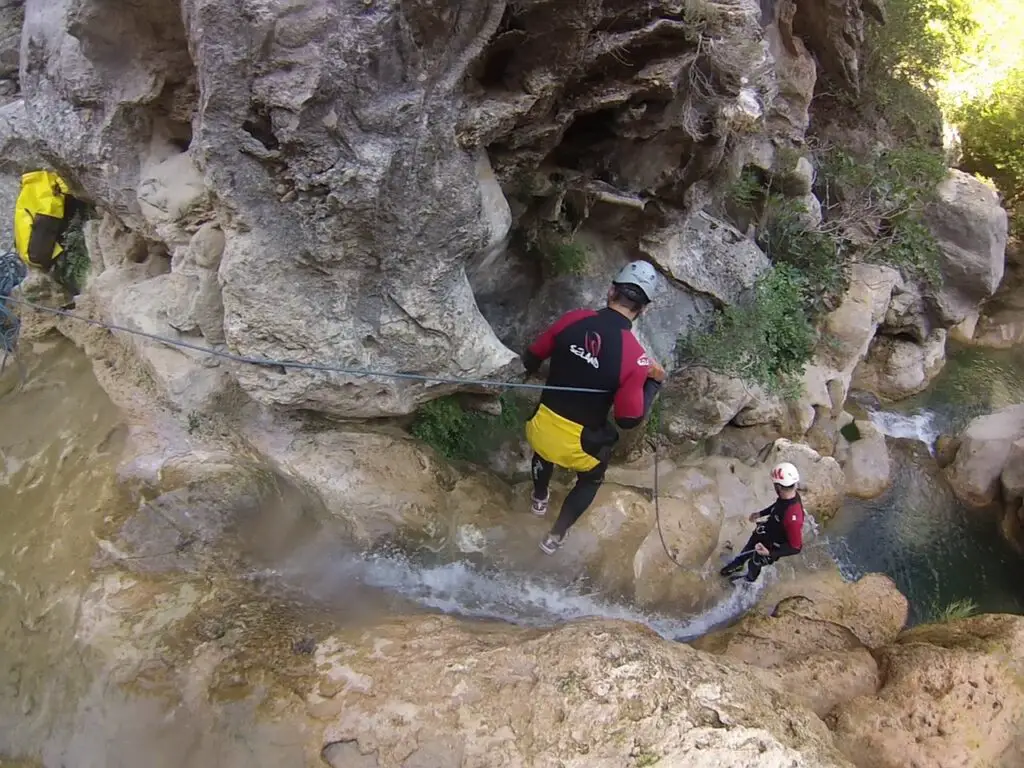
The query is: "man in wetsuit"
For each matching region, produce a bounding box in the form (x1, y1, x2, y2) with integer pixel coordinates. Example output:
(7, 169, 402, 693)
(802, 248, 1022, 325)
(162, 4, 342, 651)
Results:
(719, 461, 805, 582)
(521, 260, 665, 555)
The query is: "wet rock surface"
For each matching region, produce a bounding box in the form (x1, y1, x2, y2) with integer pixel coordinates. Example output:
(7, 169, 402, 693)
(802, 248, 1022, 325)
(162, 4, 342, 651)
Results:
(0, 1, 1020, 767)
(828, 615, 1024, 768)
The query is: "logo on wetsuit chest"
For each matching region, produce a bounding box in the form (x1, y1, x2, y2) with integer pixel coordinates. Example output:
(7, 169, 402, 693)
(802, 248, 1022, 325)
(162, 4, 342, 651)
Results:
(570, 331, 603, 369)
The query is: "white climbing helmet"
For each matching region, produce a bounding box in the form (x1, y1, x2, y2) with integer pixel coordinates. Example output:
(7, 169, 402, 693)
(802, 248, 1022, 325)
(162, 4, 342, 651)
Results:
(770, 461, 800, 487)
(612, 260, 658, 303)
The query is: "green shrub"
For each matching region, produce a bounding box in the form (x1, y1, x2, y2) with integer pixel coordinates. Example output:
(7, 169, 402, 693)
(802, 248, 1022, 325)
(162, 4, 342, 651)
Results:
(758, 194, 848, 318)
(816, 144, 947, 286)
(930, 597, 978, 622)
(55, 210, 91, 295)
(878, 214, 944, 286)
(410, 392, 526, 461)
(676, 264, 816, 395)
(542, 238, 588, 276)
(727, 166, 764, 209)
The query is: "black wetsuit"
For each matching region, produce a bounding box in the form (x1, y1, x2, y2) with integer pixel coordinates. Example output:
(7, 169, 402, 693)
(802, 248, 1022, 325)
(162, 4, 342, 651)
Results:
(523, 306, 661, 537)
(721, 495, 805, 582)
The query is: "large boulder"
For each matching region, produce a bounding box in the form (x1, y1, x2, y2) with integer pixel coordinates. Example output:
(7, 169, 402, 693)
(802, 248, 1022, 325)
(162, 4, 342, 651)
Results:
(694, 571, 907, 718)
(834, 419, 892, 499)
(971, 241, 1024, 348)
(661, 366, 753, 441)
(946, 405, 1024, 508)
(828, 615, 1024, 768)
(638, 210, 770, 306)
(924, 170, 1009, 327)
(761, 570, 909, 649)
(631, 466, 725, 610)
(240, 413, 464, 546)
(819, 264, 900, 378)
(785, 263, 898, 445)
(1000, 438, 1024, 502)
(851, 329, 947, 401)
(316, 617, 856, 768)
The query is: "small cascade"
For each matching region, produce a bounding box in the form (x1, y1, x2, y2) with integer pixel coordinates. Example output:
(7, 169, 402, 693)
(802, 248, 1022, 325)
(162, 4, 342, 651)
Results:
(251, 538, 772, 643)
(867, 408, 942, 451)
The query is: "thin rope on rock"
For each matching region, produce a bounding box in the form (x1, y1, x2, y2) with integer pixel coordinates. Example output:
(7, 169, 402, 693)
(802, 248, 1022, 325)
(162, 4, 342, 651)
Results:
(4, 295, 612, 394)
(5, 293, 698, 571)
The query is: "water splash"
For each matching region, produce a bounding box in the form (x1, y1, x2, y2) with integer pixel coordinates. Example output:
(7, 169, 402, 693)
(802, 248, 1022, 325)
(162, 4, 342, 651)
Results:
(868, 409, 941, 451)
(252, 540, 769, 643)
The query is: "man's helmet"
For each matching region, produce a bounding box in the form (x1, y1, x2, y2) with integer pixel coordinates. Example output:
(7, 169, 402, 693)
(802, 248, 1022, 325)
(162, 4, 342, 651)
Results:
(612, 260, 658, 304)
(770, 461, 800, 487)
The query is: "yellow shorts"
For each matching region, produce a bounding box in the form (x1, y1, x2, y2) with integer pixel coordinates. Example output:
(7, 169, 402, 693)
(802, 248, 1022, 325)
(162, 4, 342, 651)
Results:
(525, 403, 602, 473)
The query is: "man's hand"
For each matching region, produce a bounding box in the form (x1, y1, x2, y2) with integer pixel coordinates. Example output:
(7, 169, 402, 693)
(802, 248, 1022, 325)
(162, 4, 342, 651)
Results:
(748, 511, 760, 523)
(754, 542, 770, 556)
(647, 360, 666, 383)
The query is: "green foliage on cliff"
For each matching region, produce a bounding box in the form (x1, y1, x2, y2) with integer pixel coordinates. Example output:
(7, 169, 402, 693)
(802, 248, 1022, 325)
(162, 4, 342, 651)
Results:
(542, 238, 589, 276)
(817, 144, 947, 286)
(757, 195, 847, 317)
(676, 264, 815, 396)
(55, 209, 92, 295)
(865, 0, 976, 88)
(410, 393, 525, 461)
(953, 67, 1024, 237)
(858, 0, 977, 142)
(708, 138, 949, 394)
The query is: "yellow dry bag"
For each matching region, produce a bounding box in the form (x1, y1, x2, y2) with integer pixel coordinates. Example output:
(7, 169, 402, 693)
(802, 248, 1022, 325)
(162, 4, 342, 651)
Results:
(14, 170, 74, 270)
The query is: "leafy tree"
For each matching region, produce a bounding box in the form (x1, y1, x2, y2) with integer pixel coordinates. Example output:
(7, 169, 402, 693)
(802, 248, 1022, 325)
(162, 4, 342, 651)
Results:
(954, 66, 1024, 236)
(863, 0, 977, 89)
(853, 0, 977, 142)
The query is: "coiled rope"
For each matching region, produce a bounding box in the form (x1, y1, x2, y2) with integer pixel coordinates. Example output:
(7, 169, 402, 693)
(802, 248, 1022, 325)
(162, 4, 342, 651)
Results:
(2, 292, 685, 569)
(0, 250, 28, 388)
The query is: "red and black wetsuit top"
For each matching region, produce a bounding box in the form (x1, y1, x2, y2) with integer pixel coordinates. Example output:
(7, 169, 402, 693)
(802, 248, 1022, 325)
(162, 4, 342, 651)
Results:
(522, 307, 661, 430)
(754, 494, 805, 560)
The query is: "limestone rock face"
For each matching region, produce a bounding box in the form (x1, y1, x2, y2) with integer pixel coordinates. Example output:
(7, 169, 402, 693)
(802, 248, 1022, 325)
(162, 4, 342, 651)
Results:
(315, 617, 856, 768)
(14, 0, 803, 420)
(763, 0, 818, 138)
(0, 0, 21, 101)
(834, 419, 892, 499)
(639, 211, 770, 306)
(924, 170, 1009, 327)
(828, 615, 1024, 768)
(19, 0, 522, 418)
(972, 241, 1024, 348)
(661, 366, 753, 441)
(946, 404, 1024, 508)
(185, 0, 519, 418)
(792, 0, 876, 92)
(694, 571, 907, 719)
(851, 329, 947, 401)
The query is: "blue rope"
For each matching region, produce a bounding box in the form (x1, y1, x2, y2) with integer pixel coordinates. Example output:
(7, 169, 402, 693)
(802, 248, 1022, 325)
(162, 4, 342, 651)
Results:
(0, 250, 27, 373)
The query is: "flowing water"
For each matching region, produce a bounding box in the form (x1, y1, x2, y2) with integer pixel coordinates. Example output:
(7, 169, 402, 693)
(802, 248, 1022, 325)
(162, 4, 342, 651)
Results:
(829, 341, 1024, 623)
(3, 336, 1024, 764)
